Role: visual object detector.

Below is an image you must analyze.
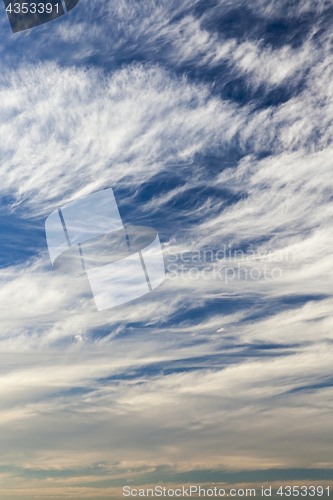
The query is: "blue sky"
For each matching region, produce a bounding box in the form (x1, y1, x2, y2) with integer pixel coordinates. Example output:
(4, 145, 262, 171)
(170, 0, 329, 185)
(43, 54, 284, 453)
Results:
(0, 0, 333, 498)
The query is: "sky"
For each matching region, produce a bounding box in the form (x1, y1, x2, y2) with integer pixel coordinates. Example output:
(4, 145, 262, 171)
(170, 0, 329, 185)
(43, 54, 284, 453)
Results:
(0, 0, 333, 498)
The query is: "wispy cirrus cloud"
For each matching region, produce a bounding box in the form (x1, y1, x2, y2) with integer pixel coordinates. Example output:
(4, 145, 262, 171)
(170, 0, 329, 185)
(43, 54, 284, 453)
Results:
(0, 63, 242, 215)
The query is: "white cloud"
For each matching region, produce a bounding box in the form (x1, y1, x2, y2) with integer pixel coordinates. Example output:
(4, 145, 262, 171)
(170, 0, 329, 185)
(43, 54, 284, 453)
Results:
(0, 63, 242, 215)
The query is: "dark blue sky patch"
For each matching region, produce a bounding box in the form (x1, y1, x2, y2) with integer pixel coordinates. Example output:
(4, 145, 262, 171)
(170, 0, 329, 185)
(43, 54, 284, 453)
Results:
(115, 172, 245, 241)
(196, 1, 333, 50)
(242, 294, 330, 323)
(0, 214, 45, 268)
(282, 376, 333, 396)
(95, 347, 297, 385)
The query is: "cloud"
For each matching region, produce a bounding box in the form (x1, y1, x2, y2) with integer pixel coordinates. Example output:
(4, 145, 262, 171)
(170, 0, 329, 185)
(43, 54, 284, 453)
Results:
(0, 62, 243, 216)
(0, 0, 333, 495)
